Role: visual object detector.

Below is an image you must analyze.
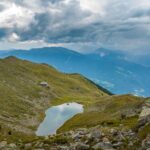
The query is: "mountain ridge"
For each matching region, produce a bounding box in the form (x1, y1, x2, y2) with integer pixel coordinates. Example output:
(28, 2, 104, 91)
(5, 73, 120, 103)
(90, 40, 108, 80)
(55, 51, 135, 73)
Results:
(0, 47, 149, 96)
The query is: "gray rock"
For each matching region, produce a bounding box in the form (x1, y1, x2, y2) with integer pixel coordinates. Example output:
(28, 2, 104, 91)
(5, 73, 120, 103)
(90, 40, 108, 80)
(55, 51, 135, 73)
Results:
(24, 143, 32, 149)
(112, 142, 123, 148)
(121, 109, 137, 119)
(38, 142, 44, 148)
(102, 137, 110, 143)
(32, 148, 45, 150)
(110, 129, 118, 136)
(59, 146, 70, 150)
(0, 141, 7, 148)
(93, 142, 114, 150)
(139, 106, 150, 119)
(9, 143, 17, 148)
(142, 134, 150, 149)
(72, 132, 83, 141)
(128, 141, 134, 146)
(49, 148, 57, 150)
(43, 144, 49, 147)
(74, 142, 89, 150)
(89, 129, 101, 139)
(34, 141, 41, 147)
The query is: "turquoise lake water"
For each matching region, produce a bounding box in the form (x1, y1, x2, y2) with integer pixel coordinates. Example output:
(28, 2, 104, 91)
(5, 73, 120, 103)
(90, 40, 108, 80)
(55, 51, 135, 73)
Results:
(36, 102, 83, 136)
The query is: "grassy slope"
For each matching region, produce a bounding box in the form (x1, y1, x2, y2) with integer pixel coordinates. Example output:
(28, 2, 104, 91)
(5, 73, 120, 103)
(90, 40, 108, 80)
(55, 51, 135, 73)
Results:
(0, 56, 108, 141)
(0, 57, 148, 143)
(58, 95, 144, 132)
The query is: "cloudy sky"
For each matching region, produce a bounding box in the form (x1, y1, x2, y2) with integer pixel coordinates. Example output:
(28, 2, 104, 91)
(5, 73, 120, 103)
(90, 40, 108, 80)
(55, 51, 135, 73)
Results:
(0, 0, 150, 55)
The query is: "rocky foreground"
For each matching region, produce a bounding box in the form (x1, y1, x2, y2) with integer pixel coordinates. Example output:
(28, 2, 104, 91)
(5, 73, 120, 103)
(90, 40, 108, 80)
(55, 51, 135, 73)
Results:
(0, 102, 149, 150)
(0, 125, 149, 150)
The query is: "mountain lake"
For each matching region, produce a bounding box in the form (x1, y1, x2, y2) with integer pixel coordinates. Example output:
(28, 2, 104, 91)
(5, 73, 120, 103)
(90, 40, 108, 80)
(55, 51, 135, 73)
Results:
(36, 102, 83, 136)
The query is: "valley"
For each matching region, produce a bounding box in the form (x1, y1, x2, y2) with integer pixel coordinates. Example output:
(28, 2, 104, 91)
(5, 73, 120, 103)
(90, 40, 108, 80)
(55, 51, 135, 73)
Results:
(0, 57, 149, 150)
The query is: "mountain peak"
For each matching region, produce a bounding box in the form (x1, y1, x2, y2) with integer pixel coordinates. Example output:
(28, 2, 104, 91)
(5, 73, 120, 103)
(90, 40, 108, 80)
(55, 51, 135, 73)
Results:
(2, 56, 19, 62)
(5, 56, 17, 59)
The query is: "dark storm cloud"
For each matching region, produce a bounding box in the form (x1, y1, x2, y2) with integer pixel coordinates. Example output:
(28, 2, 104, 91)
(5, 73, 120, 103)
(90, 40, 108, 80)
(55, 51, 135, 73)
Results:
(0, 0, 150, 54)
(131, 8, 150, 17)
(19, 0, 92, 43)
(0, 29, 7, 38)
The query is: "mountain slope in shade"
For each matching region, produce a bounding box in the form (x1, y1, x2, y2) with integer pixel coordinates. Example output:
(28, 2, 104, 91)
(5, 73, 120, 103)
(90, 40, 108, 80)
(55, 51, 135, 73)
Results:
(125, 54, 150, 67)
(86, 48, 150, 96)
(0, 47, 150, 96)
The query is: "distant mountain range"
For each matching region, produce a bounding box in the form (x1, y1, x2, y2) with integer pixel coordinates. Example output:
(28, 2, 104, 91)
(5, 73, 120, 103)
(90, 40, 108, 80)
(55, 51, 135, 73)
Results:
(0, 47, 150, 97)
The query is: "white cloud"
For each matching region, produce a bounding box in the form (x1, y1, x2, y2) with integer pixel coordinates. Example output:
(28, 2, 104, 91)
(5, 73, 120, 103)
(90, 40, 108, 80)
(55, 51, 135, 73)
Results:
(80, 0, 106, 15)
(0, 1, 34, 29)
(7, 33, 20, 42)
(0, 0, 149, 55)
(0, 40, 64, 50)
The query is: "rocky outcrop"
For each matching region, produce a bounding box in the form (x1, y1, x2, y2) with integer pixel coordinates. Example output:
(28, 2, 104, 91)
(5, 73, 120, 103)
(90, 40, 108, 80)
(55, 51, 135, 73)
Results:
(141, 134, 150, 150)
(136, 99, 150, 132)
(0, 126, 146, 150)
(0, 141, 18, 150)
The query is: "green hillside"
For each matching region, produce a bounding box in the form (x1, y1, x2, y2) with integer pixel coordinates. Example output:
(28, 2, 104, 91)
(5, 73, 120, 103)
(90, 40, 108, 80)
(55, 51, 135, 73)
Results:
(58, 94, 144, 132)
(0, 57, 149, 150)
(0, 56, 109, 141)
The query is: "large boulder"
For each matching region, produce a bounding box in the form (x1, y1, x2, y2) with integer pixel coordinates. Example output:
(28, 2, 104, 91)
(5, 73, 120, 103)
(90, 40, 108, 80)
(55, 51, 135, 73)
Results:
(0, 141, 7, 149)
(73, 142, 90, 150)
(139, 106, 150, 120)
(87, 129, 102, 141)
(136, 101, 150, 131)
(142, 134, 150, 150)
(92, 142, 114, 150)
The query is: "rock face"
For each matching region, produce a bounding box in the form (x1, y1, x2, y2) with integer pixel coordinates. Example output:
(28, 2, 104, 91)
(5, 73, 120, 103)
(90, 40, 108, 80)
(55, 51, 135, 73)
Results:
(139, 106, 150, 120)
(137, 99, 150, 131)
